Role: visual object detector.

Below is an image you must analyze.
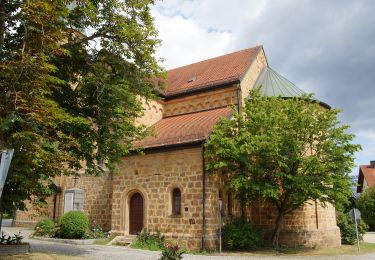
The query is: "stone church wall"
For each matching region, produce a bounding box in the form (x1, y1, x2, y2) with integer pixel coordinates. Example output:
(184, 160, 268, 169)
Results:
(14, 173, 113, 231)
(163, 87, 238, 117)
(249, 200, 340, 247)
(111, 147, 221, 250)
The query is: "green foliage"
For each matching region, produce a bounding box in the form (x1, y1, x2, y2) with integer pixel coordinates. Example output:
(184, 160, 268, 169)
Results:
(222, 217, 263, 250)
(131, 229, 165, 251)
(84, 224, 108, 239)
(0, 232, 23, 245)
(205, 90, 360, 246)
(357, 187, 375, 227)
(34, 219, 56, 237)
(58, 211, 88, 239)
(336, 211, 368, 245)
(160, 242, 184, 260)
(0, 0, 163, 214)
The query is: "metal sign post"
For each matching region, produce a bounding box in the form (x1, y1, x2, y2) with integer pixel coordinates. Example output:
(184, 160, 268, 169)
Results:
(349, 208, 361, 253)
(0, 149, 14, 199)
(218, 198, 223, 253)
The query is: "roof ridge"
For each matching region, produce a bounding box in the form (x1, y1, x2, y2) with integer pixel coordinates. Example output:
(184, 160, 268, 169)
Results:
(166, 45, 262, 72)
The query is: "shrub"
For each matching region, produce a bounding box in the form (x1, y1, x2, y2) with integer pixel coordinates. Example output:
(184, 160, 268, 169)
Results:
(221, 217, 263, 250)
(84, 224, 108, 239)
(336, 211, 368, 245)
(34, 219, 55, 237)
(58, 211, 89, 239)
(131, 229, 165, 251)
(160, 242, 184, 260)
(357, 186, 375, 229)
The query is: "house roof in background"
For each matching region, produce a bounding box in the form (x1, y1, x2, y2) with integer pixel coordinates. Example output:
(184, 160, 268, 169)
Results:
(357, 165, 375, 192)
(161, 46, 261, 97)
(135, 107, 232, 149)
(361, 165, 375, 186)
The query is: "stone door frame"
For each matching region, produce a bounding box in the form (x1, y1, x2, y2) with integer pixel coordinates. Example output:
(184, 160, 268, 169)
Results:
(120, 187, 148, 235)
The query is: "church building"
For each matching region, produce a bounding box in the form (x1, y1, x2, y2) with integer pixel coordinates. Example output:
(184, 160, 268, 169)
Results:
(15, 46, 341, 250)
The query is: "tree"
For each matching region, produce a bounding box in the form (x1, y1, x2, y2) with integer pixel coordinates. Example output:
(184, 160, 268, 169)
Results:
(205, 90, 360, 247)
(357, 186, 375, 229)
(0, 0, 162, 214)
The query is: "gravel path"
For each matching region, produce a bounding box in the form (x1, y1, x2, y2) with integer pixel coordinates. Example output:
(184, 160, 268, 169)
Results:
(3, 227, 375, 260)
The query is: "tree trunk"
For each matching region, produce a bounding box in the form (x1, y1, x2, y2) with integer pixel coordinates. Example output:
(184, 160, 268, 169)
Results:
(0, 0, 5, 53)
(272, 210, 285, 248)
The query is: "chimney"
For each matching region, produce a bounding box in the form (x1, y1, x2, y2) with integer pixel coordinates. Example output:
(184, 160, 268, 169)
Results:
(370, 160, 375, 168)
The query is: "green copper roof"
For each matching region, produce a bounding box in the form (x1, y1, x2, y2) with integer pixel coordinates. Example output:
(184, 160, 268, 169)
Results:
(254, 67, 306, 98)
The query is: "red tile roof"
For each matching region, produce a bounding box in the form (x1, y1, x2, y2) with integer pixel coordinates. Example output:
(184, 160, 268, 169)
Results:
(135, 107, 233, 149)
(162, 46, 261, 96)
(361, 165, 375, 186)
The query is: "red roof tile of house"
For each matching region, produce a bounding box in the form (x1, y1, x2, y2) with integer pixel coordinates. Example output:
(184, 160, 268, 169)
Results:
(135, 107, 233, 149)
(162, 46, 261, 96)
(361, 165, 375, 186)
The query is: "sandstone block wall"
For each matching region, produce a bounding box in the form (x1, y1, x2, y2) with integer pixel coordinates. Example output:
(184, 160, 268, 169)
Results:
(163, 87, 238, 117)
(135, 97, 164, 127)
(240, 48, 268, 103)
(250, 200, 341, 247)
(15, 173, 113, 231)
(112, 147, 221, 250)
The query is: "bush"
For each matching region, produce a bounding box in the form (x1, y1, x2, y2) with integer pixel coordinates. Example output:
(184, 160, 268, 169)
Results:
(357, 187, 375, 229)
(34, 219, 56, 237)
(336, 211, 368, 245)
(131, 229, 165, 251)
(84, 224, 108, 239)
(160, 242, 184, 260)
(222, 217, 263, 250)
(58, 211, 89, 239)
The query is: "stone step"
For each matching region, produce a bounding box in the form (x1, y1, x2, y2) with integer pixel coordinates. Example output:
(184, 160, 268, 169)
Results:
(108, 235, 137, 246)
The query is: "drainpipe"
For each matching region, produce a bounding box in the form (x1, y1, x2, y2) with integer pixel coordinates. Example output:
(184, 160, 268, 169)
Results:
(201, 145, 206, 252)
(53, 185, 61, 221)
(236, 82, 241, 114)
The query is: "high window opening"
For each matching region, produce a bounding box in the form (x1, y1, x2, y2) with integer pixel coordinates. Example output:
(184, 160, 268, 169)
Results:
(172, 188, 181, 215)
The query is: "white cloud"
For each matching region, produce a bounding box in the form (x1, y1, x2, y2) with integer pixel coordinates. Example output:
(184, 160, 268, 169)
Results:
(152, 9, 233, 69)
(151, 0, 375, 175)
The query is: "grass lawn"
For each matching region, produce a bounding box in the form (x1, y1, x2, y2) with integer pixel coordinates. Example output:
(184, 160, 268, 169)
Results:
(1, 252, 87, 260)
(212, 242, 375, 257)
(93, 234, 117, 245)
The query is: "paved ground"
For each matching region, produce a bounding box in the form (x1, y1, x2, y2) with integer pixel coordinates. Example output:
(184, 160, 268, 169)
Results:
(364, 232, 375, 243)
(3, 227, 375, 260)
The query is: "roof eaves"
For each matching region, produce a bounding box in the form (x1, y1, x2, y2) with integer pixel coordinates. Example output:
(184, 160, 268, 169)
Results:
(164, 79, 240, 100)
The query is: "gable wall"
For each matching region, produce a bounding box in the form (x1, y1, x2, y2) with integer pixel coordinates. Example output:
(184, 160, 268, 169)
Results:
(240, 48, 268, 105)
(135, 97, 164, 127)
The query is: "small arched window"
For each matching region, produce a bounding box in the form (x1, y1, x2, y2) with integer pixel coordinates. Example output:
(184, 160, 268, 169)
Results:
(172, 188, 181, 215)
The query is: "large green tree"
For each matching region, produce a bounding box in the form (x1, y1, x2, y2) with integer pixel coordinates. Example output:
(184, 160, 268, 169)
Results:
(0, 0, 162, 214)
(205, 91, 360, 247)
(357, 186, 375, 229)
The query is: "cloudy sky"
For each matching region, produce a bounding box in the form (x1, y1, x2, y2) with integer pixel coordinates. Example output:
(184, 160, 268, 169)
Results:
(151, 0, 375, 176)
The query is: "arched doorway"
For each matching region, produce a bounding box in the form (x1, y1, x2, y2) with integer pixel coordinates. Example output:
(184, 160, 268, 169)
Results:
(129, 192, 143, 234)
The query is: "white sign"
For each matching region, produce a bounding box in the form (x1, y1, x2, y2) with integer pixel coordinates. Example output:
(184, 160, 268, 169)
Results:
(349, 208, 361, 224)
(63, 192, 74, 213)
(0, 149, 14, 198)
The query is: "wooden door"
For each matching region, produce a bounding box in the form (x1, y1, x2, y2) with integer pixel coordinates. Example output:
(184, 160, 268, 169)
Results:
(129, 193, 143, 235)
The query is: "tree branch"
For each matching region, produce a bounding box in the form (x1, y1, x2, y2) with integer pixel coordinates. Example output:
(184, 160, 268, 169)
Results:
(64, 30, 116, 47)
(0, 0, 5, 54)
